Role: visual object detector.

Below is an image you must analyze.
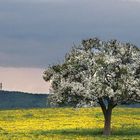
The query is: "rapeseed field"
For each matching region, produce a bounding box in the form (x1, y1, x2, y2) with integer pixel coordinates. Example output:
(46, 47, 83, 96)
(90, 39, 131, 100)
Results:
(0, 107, 139, 140)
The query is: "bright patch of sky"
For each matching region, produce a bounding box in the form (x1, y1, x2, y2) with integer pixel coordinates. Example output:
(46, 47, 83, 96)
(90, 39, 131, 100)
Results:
(0, 67, 50, 93)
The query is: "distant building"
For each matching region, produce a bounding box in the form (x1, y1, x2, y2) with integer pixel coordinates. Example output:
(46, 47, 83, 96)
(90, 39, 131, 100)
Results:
(0, 83, 2, 90)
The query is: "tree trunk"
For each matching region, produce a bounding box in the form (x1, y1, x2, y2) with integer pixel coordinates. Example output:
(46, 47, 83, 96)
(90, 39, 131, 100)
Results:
(98, 97, 115, 136)
(103, 108, 112, 136)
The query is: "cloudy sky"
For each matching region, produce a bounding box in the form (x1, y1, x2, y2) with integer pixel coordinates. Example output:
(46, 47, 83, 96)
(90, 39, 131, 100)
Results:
(0, 0, 140, 93)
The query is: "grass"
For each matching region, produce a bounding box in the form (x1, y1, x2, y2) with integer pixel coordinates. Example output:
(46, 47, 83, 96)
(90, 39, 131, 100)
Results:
(0, 107, 139, 139)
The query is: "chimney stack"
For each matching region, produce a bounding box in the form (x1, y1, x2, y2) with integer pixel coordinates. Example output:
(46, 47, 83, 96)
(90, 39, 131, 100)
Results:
(0, 83, 2, 90)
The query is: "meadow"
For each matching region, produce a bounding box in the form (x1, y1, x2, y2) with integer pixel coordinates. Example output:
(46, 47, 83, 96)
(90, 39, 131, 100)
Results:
(0, 107, 139, 140)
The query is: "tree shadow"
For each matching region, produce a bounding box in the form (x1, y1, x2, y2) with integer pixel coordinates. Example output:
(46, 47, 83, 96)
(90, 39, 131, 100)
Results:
(30, 127, 140, 137)
(112, 127, 140, 136)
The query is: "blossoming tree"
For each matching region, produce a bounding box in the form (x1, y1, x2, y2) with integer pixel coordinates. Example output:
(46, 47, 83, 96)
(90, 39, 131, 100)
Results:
(43, 38, 140, 135)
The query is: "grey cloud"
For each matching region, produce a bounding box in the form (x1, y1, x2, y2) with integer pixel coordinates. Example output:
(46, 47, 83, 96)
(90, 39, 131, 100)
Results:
(0, 0, 140, 68)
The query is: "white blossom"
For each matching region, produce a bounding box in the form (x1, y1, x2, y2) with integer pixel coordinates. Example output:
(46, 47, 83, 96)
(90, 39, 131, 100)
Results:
(44, 38, 140, 107)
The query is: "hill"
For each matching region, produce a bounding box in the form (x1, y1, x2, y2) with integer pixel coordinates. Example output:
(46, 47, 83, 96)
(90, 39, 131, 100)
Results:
(0, 90, 48, 109)
(0, 90, 139, 109)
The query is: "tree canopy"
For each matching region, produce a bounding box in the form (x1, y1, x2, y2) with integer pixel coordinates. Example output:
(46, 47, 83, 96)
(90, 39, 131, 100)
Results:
(43, 38, 140, 135)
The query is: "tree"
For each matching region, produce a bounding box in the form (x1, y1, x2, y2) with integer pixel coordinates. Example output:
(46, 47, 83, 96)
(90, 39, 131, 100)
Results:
(43, 38, 140, 135)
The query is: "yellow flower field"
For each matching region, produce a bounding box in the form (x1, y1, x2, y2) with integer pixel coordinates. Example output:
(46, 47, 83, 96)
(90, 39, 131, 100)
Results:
(0, 107, 139, 140)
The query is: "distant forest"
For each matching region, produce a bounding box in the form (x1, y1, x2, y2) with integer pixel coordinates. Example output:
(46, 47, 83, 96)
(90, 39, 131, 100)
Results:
(0, 90, 139, 110)
(0, 90, 48, 109)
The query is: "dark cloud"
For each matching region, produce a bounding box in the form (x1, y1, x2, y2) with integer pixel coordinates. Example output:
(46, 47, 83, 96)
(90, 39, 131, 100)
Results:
(0, 0, 140, 68)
